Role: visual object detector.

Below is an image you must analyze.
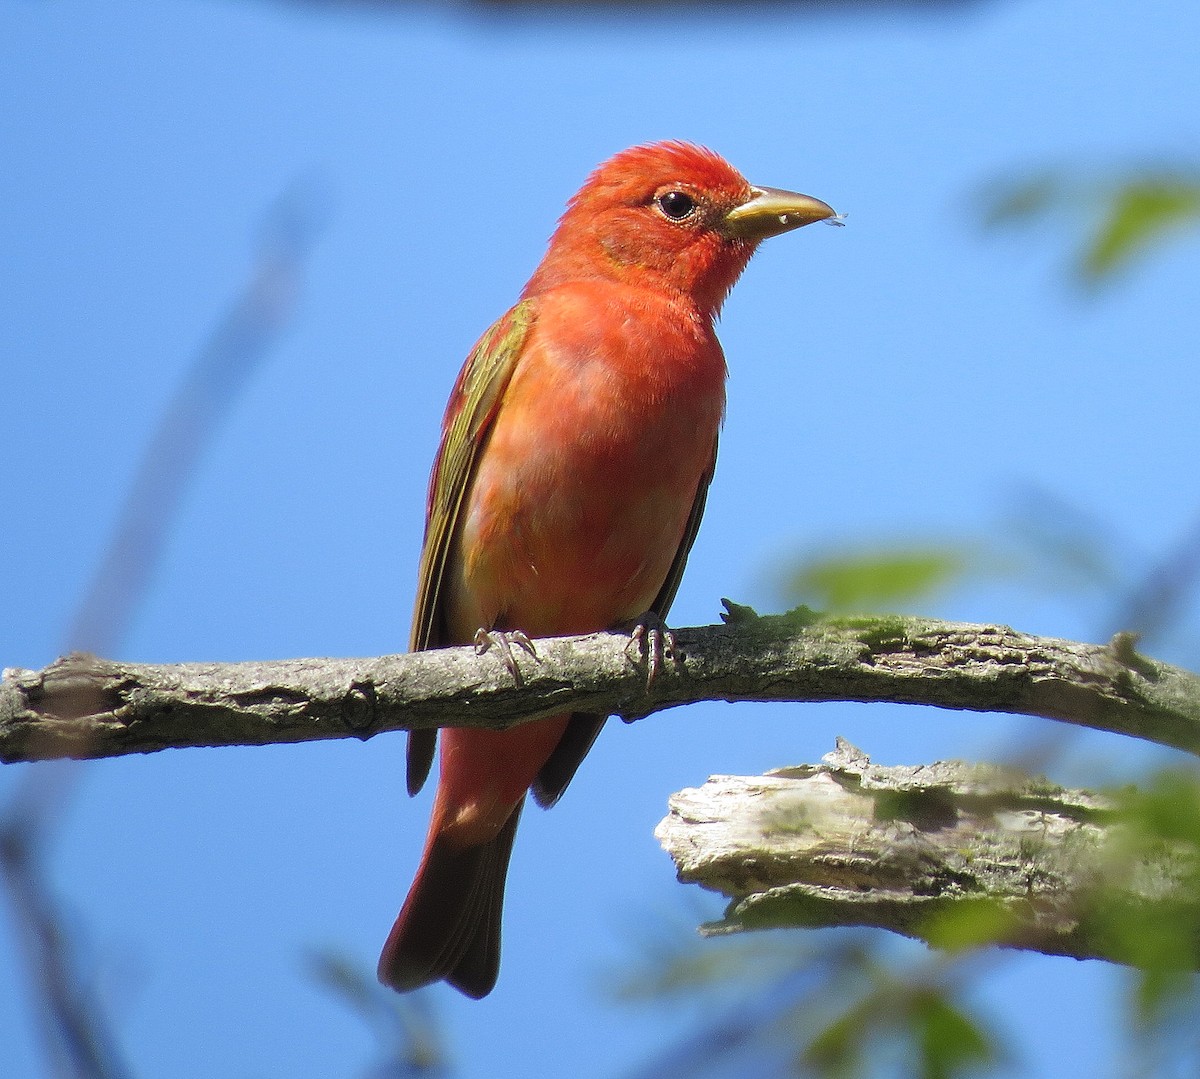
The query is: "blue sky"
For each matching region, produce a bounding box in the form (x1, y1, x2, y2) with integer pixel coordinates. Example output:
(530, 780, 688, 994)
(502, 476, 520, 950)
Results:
(3, 0, 1200, 1075)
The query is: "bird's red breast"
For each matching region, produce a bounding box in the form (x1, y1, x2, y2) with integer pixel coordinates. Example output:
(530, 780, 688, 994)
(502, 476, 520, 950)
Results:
(445, 278, 727, 644)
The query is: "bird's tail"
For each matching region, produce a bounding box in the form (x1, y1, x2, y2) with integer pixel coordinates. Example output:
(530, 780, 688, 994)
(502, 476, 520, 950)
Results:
(377, 801, 523, 999)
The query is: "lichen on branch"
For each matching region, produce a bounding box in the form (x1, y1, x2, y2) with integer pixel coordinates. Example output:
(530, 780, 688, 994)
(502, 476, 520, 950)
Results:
(2, 606, 1199, 763)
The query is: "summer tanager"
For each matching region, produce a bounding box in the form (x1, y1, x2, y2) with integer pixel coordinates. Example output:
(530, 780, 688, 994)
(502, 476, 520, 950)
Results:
(378, 142, 838, 998)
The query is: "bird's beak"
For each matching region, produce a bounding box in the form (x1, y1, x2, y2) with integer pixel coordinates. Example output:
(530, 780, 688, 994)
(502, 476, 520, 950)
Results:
(723, 186, 841, 240)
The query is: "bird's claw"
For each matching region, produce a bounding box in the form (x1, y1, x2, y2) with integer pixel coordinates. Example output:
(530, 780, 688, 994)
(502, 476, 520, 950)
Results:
(474, 628, 538, 687)
(625, 612, 677, 691)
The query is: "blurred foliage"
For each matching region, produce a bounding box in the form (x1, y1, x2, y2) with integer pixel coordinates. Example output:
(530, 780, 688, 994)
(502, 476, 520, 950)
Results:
(611, 917, 807, 1002)
(618, 700, 1200, 1079)
(981, 165, 1200, 286)
(803, 977, 1001, 1079)
(310, 951, 453, 1079)
(1069, 769, 1200, 1075)
(780, 545, 980, 613)
(776, 488, 1200, 660)
(616, 930, 1006, 1079)
(1094, 773, 1200, 1027)
(637, 479, 1200, 1078)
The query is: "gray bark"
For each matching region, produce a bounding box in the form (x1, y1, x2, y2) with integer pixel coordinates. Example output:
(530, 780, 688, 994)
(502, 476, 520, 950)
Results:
(656, 738, 1187, 966)
(3, 607, 1199, 762)
(5, 606, 1200, 967)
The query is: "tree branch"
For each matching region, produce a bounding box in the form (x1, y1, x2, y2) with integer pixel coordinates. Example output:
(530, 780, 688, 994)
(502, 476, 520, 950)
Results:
(655, 739, 1188, 967)
(3, 607, 1199, 764)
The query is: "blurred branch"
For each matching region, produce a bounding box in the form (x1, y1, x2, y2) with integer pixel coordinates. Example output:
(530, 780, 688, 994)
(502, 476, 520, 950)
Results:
(279, 0, 987, 13)
(3, 605, 1200, 762)
(1, 182, 325, 1079)
(0, 779, 130, 1079)
(310, 952, 452, 1078)
(655, 738, 1184, 968)
(66, 183, 325, 657)
(1107, 507, 1200, 646)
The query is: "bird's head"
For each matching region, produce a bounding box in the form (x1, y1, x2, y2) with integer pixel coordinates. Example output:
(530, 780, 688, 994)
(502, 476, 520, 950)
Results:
(524, 141, 838, 316)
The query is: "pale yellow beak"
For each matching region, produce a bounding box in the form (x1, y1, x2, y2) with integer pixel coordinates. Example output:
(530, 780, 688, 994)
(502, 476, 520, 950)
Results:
(723, 185, 841, 240)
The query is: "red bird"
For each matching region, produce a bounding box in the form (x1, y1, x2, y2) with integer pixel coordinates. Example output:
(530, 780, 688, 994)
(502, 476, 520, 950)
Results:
(379, 142, 837, 997)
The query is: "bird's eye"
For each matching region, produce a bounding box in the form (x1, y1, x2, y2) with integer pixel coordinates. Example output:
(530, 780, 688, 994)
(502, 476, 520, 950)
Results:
(656, 190, 696, 221)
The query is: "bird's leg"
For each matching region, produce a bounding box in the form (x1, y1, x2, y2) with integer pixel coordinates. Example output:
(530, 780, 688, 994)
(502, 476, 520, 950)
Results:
(474, 628, 538, 687)
(624, 611, 677, 691)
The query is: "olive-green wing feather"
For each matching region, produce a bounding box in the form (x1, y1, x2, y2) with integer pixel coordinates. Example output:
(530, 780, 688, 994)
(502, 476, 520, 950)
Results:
(530, 438, 719, 809)
(407, 301, 537, 796)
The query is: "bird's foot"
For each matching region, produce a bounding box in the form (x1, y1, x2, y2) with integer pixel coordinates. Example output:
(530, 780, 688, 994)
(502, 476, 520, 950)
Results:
(624, 611, 677, 691)
(474, 628, 538, 687)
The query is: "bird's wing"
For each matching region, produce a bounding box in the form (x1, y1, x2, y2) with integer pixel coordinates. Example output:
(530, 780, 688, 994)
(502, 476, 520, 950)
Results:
(647, 436, 718, 622)
(530, 437, 718, 809)
(406, 300, 537, 795)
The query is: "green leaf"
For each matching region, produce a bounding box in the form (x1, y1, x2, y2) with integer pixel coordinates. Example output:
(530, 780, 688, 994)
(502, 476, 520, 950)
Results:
(921, 901, 1022, 953)
(803, 999, 872, 1079)
(783, 546, 973, 612)
(911, 989, 999, 1079)
(981, 164, 1200, 287)
(1080, 177, 1200, 281)
(1080, 771, 1200, 1031)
